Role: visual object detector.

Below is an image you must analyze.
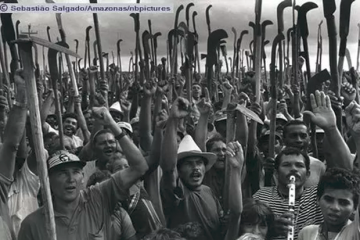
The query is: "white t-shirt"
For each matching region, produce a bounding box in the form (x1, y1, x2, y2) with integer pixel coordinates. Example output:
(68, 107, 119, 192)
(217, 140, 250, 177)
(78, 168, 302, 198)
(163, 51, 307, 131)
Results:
(45, 122, 84, 148)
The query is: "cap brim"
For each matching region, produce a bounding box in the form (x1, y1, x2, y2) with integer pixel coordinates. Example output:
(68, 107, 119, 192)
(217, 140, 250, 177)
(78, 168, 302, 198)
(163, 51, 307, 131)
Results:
(177, 151, 217, 172)
(48, 161, 86, 172)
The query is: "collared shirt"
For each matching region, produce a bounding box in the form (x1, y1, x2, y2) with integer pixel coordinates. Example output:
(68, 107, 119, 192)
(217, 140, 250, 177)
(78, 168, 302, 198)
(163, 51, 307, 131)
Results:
(0, 173, 15, 240)
(161, 178, 222, 240)
(18, 171, 129, 240)
(253, 186, 323, 240)
(8, 160, 40, 237)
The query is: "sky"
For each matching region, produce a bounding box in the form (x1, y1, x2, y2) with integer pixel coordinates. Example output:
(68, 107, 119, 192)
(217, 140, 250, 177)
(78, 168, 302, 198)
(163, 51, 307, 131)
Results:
(5, 0, 360, 74)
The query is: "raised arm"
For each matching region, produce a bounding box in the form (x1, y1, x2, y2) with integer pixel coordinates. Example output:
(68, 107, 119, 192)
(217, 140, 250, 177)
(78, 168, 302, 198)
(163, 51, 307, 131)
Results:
(0, 70, 28, 179)
(92, 106, 148, 190)
(160, 97, 190, 189)
(74, 95, 90, 144)
(139, 79, 156, 152)
(224, 141, 244, 240)
(304, 91, 353, 169)
(194, 88, 211, 151)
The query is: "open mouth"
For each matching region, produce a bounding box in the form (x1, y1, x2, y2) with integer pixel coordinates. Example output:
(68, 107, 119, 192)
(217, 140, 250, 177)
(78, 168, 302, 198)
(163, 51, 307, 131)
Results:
(190, 172, 202, 181)
(103, 148, 114, 156)
(65, 186, 76, 192)
(64, 126, 73, 135)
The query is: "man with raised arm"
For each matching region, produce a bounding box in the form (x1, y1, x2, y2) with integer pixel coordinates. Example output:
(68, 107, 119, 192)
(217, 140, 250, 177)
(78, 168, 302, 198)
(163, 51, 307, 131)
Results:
(18, 106, 148, 240)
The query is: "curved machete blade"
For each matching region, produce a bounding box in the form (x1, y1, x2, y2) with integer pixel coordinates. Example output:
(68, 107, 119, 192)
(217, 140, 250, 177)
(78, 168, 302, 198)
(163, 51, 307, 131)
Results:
(298, 2, 318, 39)
(277, 0, 292, 33)
(206, 29, 228, 67)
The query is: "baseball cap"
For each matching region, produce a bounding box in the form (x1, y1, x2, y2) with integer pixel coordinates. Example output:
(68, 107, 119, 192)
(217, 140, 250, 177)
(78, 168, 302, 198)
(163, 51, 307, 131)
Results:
(47, 150, 86, 171)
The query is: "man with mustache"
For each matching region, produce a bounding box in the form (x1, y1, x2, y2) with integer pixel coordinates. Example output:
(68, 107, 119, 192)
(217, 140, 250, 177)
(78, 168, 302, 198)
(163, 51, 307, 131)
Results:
(160, 97, 243, 240)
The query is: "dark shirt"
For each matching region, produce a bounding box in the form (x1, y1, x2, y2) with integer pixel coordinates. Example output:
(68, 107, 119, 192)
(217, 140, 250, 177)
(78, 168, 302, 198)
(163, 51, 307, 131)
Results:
(161, 178, 222, 240)
(202, 168, 225, 208)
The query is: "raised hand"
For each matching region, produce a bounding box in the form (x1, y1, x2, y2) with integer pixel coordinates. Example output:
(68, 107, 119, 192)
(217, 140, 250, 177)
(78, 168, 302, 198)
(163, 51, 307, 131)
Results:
(220, 79, 234, 96)
(170, 97, 190, 119)
(196, 88, 212, 115)
(345, 101, 360, 137)
(120, 99, 131, 113)
(92, 106, 115, 126)
(278, 99, 288, 115)
(143, 78, 157, 96)
(225, 141, 244, 168)
(341, 82, 356, 107)
(303, 90, 336, 131)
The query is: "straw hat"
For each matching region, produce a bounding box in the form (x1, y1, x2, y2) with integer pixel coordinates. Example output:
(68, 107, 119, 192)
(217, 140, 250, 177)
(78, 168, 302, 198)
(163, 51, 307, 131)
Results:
(109, 101, 124, 115)
(177, 135, 216, 172)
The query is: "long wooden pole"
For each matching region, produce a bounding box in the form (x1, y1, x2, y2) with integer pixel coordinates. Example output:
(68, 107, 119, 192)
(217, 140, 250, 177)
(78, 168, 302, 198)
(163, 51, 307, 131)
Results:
(19, 41, 57, 240)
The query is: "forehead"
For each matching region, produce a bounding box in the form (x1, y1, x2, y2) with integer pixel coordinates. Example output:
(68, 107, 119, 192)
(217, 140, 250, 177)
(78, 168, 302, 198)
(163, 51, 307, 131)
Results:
(286, 124, 307, 134)
(280, 154, 306, 164)
(211, 140, 226, 149)
(64, 117, 77, 122)
(96, 132, 115, 142)
(322, 188, 354, 202)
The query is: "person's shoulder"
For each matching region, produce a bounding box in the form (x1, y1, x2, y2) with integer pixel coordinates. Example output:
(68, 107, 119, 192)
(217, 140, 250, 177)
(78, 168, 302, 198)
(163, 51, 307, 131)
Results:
(298, 224, 319, 237)
(309, 156, 324, 165)
(21, 207, 44, 226)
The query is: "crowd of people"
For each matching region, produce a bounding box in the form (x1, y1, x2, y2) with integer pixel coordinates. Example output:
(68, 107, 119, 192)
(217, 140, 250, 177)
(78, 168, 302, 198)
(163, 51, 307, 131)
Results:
(0, 47, 360, 240)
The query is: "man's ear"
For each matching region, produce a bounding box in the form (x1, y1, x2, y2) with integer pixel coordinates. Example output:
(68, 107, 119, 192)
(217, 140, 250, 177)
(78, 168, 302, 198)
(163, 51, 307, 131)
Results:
(306, 170, 311, 178)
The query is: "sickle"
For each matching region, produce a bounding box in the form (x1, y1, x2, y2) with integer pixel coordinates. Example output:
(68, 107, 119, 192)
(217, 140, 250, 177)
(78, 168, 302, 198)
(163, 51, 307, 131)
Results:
(117, 39, 122, 70)
(130, 13, 142, 84)
(129, 51, 133, 73)
(192, 11, 201, 74)
(84, 26, 92, 69)
(316, 20, 323, 73)
(78, 58, 82, 70)
(206, 5, 212, 35)
(171, 4, 184, 79)
(46, 26, 51, 42)
(93, 40, 98, 66)
(186, 3, 194, 28)
(206, 29, 228, 97)
(148, 19, 155, 63)
(153, 32, 161, 67)
(142, 30, 151, 80)
(286, 27, 294, 63)
(220, 45, 229, 75)
(231, 27, 237, 77)
(263, 40, 270, 84)
(338, 0, 356, 80)
(236, 30, 249, 78)
(267, 33, 285, 186)
(298, 2, 318, 86)
(16, 20, 22, 67)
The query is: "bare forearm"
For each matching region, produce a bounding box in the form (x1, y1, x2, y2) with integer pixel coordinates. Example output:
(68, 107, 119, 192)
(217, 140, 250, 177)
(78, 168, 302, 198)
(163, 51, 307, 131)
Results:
(160, 117, 178, 171)
(221, 94, 232, 110)
(75, 103, 90, 143)
(228, 166, 243, 214)
(146, 127, 162, 174)
(0, 105, 27, 178)
(194, 113, 209, 151)
(40, 94, 53, 124)
(325, 127, 353, 170)
(139, 95, 153, 152)
(235, 112, 248, 154)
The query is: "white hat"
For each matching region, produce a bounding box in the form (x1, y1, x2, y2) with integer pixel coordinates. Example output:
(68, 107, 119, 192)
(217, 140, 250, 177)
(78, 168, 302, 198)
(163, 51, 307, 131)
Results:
(117, 121, 133, 133)
(109, 101, 124, 115)
(276, 113, 288, 123)
(47, 150, 85, 171)
(177, 135, 216, 172)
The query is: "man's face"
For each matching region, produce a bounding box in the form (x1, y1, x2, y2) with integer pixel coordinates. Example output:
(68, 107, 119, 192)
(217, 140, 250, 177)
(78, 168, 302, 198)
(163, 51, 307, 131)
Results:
(84, 112, 94, 132)
(275, 154, 309, 189)
(94, 133, 117, 162)
(63, 117, 77, 137)
(192, 85, 202, 99)
(178, 157, 206, 190)
(50, 164, 84, 203)
(319, 188, 355, 230)
(284, 125, 309, 150)
(110, 156, 129, 173)
(210, 141, 226, 170)
(46, 116, 57, 129)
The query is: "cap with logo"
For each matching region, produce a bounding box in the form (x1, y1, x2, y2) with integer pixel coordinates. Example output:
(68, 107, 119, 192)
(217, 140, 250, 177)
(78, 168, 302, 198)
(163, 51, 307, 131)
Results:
(47, 150, 86, 171)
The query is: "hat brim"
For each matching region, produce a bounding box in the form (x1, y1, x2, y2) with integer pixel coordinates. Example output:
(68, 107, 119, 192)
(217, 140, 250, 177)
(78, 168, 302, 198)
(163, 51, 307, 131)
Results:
(177, 151, 217, 172)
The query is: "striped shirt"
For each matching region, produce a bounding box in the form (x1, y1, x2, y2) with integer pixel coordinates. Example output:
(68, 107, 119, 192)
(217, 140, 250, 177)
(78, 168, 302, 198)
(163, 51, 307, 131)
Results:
(253, 186, 323, 240)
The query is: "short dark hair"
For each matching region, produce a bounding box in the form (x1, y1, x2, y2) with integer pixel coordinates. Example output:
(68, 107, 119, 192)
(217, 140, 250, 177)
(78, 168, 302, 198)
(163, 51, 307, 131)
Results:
(239, 198, 275, 240)
(92, 129, 114, 145)
(206, 133, 226, 152)
(274, 147, 310, 171)
(283, 120, 308, 139)
(62, 112, 78, 123)
(86, 170, 112, 188)
(317, 168, 360, 209)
